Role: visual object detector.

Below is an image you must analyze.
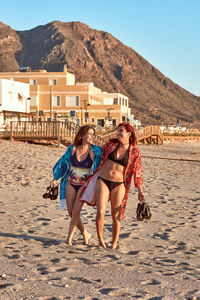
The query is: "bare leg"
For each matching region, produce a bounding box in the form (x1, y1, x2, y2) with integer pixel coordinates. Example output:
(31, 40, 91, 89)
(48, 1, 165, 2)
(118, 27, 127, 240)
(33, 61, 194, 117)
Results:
(96, 179, 109, 248)
(65, 184, 85, 245)
(65, 183, 76, 218)
(110, 184, 125, 249)
(67, 187, 91, 245)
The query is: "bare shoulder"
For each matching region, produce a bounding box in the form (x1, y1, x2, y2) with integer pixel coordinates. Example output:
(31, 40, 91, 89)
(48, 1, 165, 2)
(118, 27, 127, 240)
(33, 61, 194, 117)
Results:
(71, 145, 76, 155)
(90, 145, 94, 160)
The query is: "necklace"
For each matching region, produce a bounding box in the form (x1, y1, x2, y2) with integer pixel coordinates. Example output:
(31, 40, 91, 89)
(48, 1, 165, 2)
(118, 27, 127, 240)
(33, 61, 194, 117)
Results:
(120, 142, 129, 145)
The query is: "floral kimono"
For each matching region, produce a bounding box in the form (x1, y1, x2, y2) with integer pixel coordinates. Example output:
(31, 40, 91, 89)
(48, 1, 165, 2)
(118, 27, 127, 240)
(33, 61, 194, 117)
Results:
(79, 139, 143, 220)
(53, 144, 102, 209)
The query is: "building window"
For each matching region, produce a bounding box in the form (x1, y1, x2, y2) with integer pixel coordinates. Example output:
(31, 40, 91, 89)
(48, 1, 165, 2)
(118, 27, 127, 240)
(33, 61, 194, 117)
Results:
(30, 79, 37, 85)
(122, 116, 126, 122)
(125, 99, 127, 106)
(97, 119, 105, 127)
(122, 98, 125, 106)
(113, 98, 118, 105)
(49, 79, 57, 85)
(119, 98, 121, 105)
(65, 96, 79, 107)
(53, 96, 61, 106)
(112, 119, 117, 127)
(91, 117, 95, 123)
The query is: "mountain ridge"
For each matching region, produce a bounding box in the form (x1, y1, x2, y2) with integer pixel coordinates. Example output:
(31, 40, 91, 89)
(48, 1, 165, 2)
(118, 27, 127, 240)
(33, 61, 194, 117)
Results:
(0, 20, 199, 126)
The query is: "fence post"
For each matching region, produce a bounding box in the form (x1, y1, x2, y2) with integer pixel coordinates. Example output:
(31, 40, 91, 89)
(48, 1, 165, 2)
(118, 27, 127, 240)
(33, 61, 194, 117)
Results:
(10, 122, 13, 140)
(57, 122, 61, 148)
(24, 121, 27, 136)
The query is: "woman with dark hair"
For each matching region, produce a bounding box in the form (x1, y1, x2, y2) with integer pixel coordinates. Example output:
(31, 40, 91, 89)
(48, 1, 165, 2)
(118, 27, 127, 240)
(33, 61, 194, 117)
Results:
(77, 122, 145, 249)
(51, 125, 102, 245)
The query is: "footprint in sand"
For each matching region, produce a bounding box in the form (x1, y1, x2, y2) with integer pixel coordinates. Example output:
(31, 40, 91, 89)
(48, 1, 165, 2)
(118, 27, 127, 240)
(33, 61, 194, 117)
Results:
(4, 253, 21, 260)
(0, 283, 14, 289)
(120, 232, 132, 238)
(128, 250, 140, 255)
(99, 287, 132, 297)
(36, 266, 49, 275)
(50, 258, 60, 263)
(141, 279, 161, 285)
(153, 232, 169, 240)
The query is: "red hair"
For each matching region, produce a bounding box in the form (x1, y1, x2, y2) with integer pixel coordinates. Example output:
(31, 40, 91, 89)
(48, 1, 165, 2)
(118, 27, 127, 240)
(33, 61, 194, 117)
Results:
(118, 122, 137, 146)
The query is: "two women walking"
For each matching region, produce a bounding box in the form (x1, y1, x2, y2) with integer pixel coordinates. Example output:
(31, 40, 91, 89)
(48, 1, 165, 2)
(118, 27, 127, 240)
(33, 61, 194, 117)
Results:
(51, 122, 145, 248)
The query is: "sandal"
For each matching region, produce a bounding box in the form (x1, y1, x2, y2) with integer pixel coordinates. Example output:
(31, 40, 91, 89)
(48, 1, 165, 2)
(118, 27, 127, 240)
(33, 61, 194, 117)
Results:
(42, 185, 58, 200)
(136, 202, 152, 221)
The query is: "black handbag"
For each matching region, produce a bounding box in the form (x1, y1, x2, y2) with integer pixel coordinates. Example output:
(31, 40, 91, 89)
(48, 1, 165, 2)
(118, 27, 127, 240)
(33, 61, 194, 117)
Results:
(136, 202, 152, 221)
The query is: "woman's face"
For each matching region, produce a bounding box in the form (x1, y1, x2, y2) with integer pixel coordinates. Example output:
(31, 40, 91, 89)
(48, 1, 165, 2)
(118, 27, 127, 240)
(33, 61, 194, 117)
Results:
(82, 128, 95, 144)
(117, 126, 131, 143)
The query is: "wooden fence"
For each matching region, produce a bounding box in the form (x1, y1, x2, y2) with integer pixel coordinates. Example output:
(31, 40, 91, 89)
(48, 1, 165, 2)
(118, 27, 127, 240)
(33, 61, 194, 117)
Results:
(136, 125, 163, 145)
(4, 121, 106, 146)
(2, 122, 163, 146)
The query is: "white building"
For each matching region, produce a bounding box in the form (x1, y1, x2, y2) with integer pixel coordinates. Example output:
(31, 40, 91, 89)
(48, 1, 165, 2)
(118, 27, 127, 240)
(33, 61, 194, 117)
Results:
(160, 125, 188, 134)
(101, 92, 134, 126)
(0, 79, 30, 127)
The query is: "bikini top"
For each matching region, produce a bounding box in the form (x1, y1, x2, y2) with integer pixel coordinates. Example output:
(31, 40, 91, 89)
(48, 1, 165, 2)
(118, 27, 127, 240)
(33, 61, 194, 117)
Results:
(108, 144, 129, 167)
(70, 151, 93, 169)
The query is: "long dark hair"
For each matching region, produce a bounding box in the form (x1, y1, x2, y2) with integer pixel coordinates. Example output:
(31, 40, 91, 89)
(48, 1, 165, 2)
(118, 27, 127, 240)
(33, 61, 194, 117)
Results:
(118, 122, 137, 146)
(73, 125, 95, 146)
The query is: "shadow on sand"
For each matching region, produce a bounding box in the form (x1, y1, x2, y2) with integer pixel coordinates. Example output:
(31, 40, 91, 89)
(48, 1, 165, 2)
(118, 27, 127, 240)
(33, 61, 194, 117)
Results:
(0, 232, 62, 246)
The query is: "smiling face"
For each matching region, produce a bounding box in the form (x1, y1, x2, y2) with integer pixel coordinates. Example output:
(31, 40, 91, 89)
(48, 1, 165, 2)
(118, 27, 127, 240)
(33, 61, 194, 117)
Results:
(82, 128, 95, 144)
(117, 125, 131, 144)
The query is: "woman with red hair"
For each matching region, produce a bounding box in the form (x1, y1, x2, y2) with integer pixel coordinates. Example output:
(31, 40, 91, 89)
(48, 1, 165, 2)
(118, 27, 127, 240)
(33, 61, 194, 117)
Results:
(70, 122, 145, 249)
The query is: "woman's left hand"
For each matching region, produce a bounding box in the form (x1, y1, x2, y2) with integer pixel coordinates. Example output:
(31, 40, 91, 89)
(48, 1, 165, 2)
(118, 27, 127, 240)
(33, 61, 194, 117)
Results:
(50, 179, 57, 188)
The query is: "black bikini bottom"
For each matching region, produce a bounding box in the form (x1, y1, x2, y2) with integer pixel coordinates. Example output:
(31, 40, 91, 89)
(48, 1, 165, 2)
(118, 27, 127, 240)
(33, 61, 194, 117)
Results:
(97, 177, 124, 192)
(69, 183, 83, 192)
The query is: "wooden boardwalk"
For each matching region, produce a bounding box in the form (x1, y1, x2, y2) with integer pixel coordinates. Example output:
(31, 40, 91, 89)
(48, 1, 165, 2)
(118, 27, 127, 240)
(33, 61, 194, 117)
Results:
(136, 125, 163, 145)
(2, 121, 106, 147)
(1, 122, 163, 146)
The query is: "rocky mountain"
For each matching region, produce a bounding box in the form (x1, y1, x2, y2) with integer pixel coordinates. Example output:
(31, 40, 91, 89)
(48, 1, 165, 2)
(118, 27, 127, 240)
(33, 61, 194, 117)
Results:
(0, 20, 199, 126)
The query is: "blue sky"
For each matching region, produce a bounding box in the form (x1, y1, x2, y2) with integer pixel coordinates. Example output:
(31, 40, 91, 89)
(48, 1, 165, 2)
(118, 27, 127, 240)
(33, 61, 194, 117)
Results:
(1, 0, 200, 96)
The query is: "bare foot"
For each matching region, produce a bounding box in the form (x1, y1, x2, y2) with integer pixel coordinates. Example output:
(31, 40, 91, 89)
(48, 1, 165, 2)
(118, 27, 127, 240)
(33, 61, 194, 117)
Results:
(99, 240, 107, 249)
(65, 239, 72, 245)
(111, 243, 120, 250)
(83, 230, 91, 245)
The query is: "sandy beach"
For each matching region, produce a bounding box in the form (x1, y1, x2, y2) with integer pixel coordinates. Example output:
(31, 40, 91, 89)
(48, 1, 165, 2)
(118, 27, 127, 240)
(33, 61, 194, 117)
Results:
(0, 139, 200, 300)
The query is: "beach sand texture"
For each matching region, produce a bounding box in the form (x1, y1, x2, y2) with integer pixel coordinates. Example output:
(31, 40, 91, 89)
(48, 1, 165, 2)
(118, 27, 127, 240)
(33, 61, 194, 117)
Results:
(0, 139, 200, 300)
